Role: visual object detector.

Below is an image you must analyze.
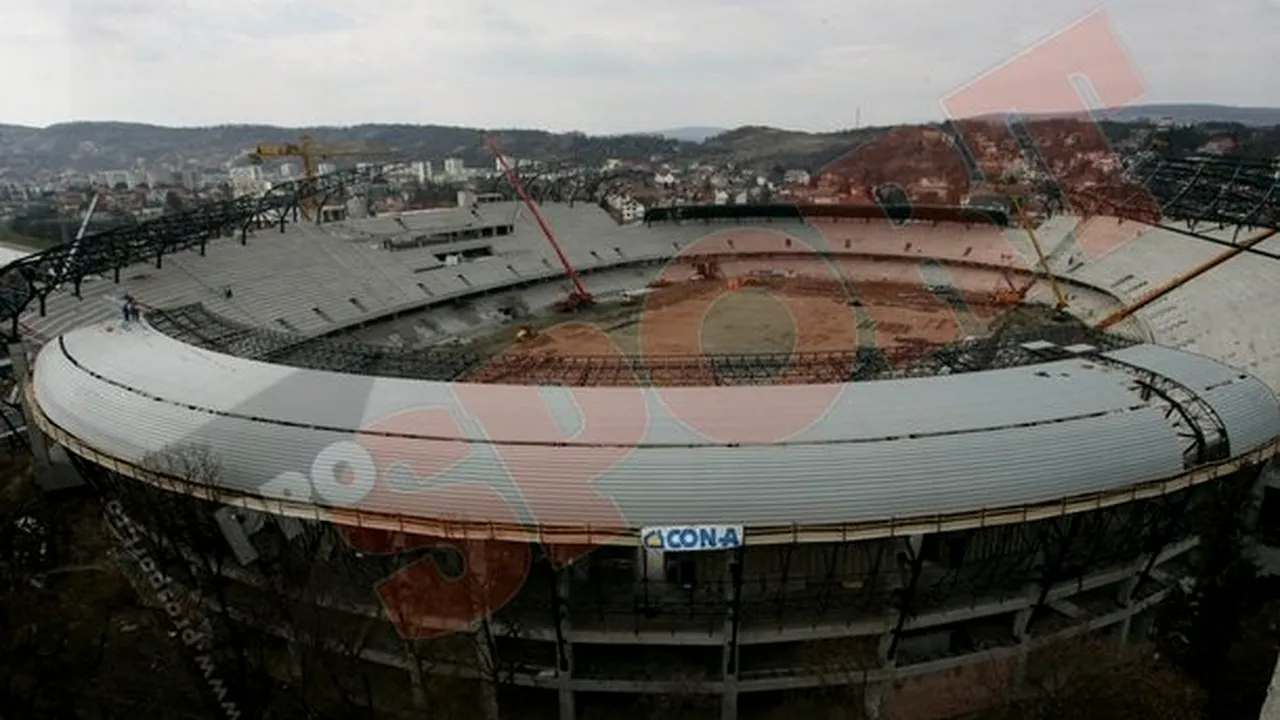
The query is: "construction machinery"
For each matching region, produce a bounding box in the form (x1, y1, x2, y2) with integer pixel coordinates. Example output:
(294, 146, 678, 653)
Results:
(1095, 226, 1278, 331)
(248, 135, 392, 218)
(693, 258, 722, 281)
(991, 188, 1071, 314)
(988, 269, 1022, 306)
(485, 135, 594, 311)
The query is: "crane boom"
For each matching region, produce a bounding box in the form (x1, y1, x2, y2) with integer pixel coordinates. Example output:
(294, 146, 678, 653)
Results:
(1017, 215, 1069, 311)
(51, 193, 101, 295)
(249, 135, 391, 220)
(484, 136, 592, 306)
(1095, 226, 1277, 330)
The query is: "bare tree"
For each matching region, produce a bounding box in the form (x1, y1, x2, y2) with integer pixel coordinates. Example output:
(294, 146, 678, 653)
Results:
(99, 442, 276, 719)
(0, 468, 111, 718)
(972, 636, 1202, 720)
(789, 637, 874, 720)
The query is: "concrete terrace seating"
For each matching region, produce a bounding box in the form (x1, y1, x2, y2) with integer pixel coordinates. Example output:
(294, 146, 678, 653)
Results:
(1042, 217, 1152, 276)
(1128, 233, 1280, 391)
(17, 207, 1063, 343)
(812, 219, 1028, 268)
(349, 217, 405, 236)
(1062, 226, 1220, 312)
(398, 203, 519, 233)
(31, 201, 1276, 401)
(1066, 224, 1280, 392)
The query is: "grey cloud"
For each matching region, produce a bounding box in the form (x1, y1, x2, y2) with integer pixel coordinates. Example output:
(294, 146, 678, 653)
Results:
(6, 0, 1279, 132)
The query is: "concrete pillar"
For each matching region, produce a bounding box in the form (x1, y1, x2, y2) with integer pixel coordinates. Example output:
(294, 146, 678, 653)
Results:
(555, 570, 576, 720)
(9, 343, 49, 467)
(720, 555, 740, 720)
(865, 626, 898, 720)
(1117, 615, 1133, 652)
(284, 641, 304, 680)
(864, 681, 887, 720)
(1011, 601, 1035, 684)
(876, 630, 896, 664)
(405, 650, 428, 714)
(1010, 546, 1046, 686)
(10, 343, 83, 491)
(474, 631, 501, 720)
(1250, 459, 1280, 531)
(639, 546, 665, 583)
(1115, 575, 1140, 606)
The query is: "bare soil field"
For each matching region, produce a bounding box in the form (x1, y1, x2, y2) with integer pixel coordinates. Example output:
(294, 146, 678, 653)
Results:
(466, 271, 1034, 384)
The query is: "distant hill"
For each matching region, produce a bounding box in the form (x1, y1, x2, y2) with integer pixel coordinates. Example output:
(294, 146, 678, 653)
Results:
(0, 122, 698, 179)
(651, 126, 730, 142)
(1095, 104, 1280, 127)
(970, 104, 1280, 127)
(2, 107, 1278, 183)
(0, 121, 880, 181)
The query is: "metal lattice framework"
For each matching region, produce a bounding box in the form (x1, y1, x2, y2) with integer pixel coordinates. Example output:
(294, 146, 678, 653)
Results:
(1090, 354, 1231, 466)
(6, 152, 1278, 351)
(147, 303, 1134, 386)
(1080, 154, 1280, 256)
(0, 168, 375, 342)
(1129, 155, 1278, 229)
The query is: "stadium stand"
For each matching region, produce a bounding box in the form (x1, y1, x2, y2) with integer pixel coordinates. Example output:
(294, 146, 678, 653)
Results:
(1062, 226, 1280, 390)
(7, 157, 1280, 720)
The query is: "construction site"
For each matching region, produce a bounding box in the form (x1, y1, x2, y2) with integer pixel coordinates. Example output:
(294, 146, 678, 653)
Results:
(2, 149, 1279, 720)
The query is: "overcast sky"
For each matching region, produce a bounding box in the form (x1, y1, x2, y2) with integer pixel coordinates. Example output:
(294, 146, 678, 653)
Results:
(4, 0, 1278, 133)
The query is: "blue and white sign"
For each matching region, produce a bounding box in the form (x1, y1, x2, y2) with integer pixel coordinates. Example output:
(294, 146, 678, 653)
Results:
(641, 525, 743, 552)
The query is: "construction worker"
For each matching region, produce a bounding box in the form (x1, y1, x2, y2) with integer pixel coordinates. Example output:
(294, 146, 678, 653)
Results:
(122, 294, 139, 322)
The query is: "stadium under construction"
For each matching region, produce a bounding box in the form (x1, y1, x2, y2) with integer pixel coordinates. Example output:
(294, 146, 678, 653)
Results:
(6, 155, 1280, 720)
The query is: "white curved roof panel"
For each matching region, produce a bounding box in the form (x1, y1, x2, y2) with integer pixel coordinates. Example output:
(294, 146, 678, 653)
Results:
(31, 321, 1240, 529)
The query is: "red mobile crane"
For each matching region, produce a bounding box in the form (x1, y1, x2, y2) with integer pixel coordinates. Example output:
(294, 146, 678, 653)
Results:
(484, 135, 594, 311)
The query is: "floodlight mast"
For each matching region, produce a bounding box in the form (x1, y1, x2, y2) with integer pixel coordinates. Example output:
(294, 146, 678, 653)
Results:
(484, 135, 593, 308)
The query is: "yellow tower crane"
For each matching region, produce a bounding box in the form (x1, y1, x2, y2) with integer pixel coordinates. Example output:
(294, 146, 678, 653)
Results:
(248, 135, 392, 218)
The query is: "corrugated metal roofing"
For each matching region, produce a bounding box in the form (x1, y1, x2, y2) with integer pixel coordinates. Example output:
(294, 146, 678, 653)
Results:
(29, 322, 1232, 529)
(1105, 344, 1280, 454)
(57, 322, 1150, 446)
(1105, 344, 1249, 391)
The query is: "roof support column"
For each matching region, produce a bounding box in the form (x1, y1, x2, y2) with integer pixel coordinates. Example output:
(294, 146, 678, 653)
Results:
(1247, 458, 1278, 532)
(1011, 543, 1046, 685)
(1116, 489, 1198, 650)
(10, 344, 58, 489)
(1026, 514, 1083, 633)
(473, 623, 501, 720)
(885, 534, 926, 662)
(720, 545, 745, 720)
(866, 534, 927, 719)
(404, 649, 428, 713)
(1128, 490, 1196, 603)
(552, 564, 575, 720)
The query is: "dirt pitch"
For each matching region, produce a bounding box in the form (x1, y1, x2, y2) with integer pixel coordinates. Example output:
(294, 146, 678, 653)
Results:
(464, 272, 1048, 384)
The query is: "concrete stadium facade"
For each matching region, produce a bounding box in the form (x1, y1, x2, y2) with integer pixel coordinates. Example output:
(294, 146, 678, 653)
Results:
(15, 201, 1280, 720)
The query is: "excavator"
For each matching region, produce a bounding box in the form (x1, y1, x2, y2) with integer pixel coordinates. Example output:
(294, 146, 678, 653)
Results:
(248, 135, 392, 219)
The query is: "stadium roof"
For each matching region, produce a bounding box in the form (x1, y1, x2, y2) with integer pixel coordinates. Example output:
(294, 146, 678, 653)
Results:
(30, 320, 1280, 535)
